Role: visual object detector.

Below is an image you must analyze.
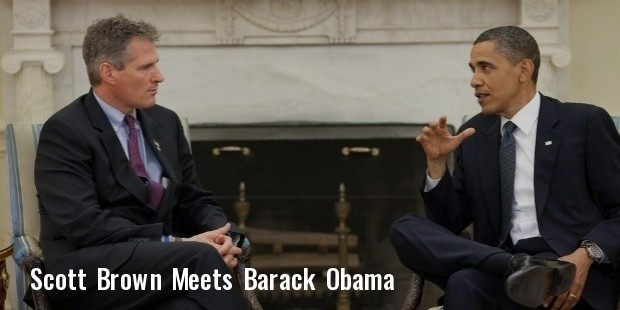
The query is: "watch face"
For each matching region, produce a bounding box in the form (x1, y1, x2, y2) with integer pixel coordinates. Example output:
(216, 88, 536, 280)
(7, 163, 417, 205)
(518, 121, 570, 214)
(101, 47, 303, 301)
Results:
(589, 246, 603, 259)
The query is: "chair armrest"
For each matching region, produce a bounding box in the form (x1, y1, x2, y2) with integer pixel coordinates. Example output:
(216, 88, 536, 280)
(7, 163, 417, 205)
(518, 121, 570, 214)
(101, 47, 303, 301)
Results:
(235, 240, 263, 310)
(13, 236, 44, 267)
(22, 253, 53, 310)
(401, 272, 424, 310)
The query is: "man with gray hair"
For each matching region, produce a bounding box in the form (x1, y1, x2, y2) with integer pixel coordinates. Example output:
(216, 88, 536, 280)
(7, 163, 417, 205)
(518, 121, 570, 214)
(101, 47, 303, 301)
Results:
(391, 26, 619, 309)
(35, 15, 249, 309)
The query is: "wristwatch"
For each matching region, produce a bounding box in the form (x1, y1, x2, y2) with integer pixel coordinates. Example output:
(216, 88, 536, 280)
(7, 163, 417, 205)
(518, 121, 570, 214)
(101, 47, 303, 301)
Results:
(580, 241, 603, 264)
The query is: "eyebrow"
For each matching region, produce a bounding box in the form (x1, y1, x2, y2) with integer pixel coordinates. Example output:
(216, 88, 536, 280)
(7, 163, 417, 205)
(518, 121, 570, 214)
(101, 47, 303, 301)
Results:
(469, 60, 495, 69)
(137, 59, 159, 70)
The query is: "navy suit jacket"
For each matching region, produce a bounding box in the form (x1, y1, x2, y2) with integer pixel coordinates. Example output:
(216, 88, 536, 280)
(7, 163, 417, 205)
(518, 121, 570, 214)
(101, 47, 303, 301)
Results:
(35, 90, 233, 301)
(422, 94, 620, 308)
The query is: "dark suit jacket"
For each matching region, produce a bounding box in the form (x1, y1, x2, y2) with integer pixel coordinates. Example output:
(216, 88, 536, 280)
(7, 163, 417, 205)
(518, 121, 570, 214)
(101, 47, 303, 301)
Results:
(422, 94, 620, 308)
(34, 90, 233, 301)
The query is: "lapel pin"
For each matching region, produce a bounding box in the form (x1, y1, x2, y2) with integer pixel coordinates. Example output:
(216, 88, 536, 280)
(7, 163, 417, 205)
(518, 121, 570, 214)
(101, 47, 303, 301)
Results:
(545, 141, 552, 146)
(153, 140, 161, 152)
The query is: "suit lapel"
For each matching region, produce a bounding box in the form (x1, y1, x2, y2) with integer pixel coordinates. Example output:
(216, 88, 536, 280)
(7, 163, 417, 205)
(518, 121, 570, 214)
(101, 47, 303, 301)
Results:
(137, 110, 179, 213)
(475, 117, 502, 237)
(533, 95, 562, 218)
(137, 111, 177, 184)
(83, 92, 152, 207)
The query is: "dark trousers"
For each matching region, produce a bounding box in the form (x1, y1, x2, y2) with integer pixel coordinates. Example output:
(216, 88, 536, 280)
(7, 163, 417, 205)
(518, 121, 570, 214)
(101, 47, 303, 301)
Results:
(53, 242, 249, 310)
(390, 214, 601, 310)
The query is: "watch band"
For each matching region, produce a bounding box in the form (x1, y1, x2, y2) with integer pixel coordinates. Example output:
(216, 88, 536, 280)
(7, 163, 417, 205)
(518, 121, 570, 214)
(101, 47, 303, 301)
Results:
(580, 240, 603, 264)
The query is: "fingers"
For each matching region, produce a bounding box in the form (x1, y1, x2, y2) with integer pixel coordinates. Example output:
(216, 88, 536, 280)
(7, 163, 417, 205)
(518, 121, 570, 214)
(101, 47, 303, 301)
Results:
(457, 127, 476, 142)
(214, 234, 243, 254)
(427, 117, 446, 133)
(214, 244, 240, 269)
(416, 116, 476, 161)
(184, 223, 243, 258)
(415, 126, 434, 143)
(545, 291, 580, 310)
(416, 116, 448, 142)
(212, 235, 231, 255)
(172, 225, 241, 269)
(545, 251, 589, 309)
(565, 292, 580, 308)
(186, 233, 242, 268)
(198, 223, 233, 242)
(208, 222, 232, 236)
(417, 116, 474, 142)
(222, 254, 238, 268)
(437, 115, 448, 128)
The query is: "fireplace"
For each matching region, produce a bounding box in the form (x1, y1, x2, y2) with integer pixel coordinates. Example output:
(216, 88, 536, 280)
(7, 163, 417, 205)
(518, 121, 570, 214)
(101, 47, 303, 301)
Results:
(190, 122, 452, 309)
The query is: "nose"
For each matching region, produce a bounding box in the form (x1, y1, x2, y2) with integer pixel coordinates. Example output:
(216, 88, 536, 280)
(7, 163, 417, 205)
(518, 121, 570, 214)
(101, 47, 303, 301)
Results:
(154, 65, 165, 83)
(470, 71, 482, 88)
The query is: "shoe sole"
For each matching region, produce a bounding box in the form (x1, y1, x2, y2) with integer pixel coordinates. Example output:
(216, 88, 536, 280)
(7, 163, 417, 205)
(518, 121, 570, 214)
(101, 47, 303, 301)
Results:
(549, 262, 576, 296)
(505, 265, 548, 308)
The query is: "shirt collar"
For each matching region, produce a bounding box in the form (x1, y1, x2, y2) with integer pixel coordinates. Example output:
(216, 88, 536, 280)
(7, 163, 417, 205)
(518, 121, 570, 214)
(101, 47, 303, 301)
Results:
(501, 92, 540, 135)
(93, 91, 138, 132)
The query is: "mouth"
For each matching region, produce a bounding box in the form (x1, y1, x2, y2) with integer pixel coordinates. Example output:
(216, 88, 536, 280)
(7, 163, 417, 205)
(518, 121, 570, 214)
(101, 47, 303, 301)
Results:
(475, 92, 488, 103)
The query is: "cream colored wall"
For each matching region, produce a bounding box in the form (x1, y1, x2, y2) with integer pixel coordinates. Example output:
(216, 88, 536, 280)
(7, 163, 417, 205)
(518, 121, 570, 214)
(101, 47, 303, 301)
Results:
(0, 1, 15, 308)
(569, 0, 620, 115)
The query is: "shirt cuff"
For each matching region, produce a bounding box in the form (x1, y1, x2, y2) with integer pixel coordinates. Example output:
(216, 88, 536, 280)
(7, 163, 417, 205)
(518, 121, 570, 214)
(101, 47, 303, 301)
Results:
(162, 235, 179, 242)
(424, 169, 441, 192)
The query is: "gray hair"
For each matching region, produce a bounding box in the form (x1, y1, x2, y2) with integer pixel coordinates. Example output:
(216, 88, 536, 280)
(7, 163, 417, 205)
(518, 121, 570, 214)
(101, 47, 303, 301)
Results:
(474, 26, 540, 83)
(82, 14, 160, 86)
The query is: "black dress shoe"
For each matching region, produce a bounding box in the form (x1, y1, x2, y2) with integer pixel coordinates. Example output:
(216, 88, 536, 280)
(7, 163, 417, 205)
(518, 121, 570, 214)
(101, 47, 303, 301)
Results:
(504, 255, 576, 308)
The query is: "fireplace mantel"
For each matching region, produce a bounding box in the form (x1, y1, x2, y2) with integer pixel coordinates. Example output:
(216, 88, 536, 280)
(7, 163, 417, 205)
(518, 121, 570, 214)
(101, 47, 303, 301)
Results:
(190, 122, 435, 141)
(1, 0, 571, 127)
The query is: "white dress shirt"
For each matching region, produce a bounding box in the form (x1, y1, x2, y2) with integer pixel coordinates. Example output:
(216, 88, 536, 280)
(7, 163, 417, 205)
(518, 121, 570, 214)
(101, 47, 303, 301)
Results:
(426, 93, 542, 244)
(93, 91, 164, 184)
(504, 92, 541, 243)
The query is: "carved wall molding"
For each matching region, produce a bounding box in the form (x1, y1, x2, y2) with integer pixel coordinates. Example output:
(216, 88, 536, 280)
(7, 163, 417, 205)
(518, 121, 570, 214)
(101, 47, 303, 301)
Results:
(540, 43, 571, 68)
(14, 0, 48, 29)
(524, 0, 556, 23)
(216, 0, 355, 45)
(13, 64, 55, 123)
(233, 0, 338, 33)
(521, 0, 558, 27)
(1, 49, 65, 75)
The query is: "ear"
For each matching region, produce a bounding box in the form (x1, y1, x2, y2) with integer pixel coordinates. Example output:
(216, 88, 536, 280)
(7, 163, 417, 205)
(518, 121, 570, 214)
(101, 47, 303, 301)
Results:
(99, 62, 117, 85)
(518, 59, 535, 83)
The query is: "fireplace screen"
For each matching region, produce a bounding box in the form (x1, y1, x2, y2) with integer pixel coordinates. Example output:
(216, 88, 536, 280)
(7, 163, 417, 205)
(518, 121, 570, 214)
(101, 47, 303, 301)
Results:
(190, 123, 451, 309)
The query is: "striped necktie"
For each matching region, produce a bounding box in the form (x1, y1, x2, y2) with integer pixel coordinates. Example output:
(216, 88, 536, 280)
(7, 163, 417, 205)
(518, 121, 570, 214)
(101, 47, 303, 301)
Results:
(124, 115, 165, 208)
(499, 121, 517, 247)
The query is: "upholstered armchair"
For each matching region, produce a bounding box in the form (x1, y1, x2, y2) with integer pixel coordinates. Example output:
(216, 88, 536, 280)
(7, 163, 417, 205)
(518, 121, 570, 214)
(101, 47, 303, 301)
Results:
(6, 123, 46, 310)
(5, 122, 262, 310)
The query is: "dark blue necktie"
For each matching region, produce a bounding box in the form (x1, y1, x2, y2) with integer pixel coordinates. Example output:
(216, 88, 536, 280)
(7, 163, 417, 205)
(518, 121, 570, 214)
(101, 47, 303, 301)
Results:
(124, 115, 165, 208)
(499, 121, 517, 246)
